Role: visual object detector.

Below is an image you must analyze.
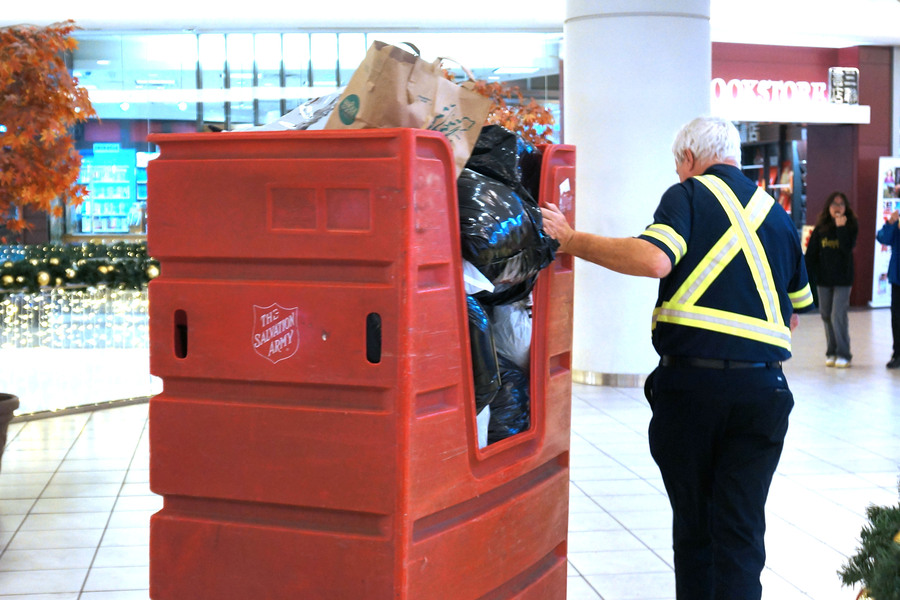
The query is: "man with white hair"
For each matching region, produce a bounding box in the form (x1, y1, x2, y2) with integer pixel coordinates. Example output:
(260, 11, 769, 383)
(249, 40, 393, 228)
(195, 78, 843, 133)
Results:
(541, 116, 814, 599)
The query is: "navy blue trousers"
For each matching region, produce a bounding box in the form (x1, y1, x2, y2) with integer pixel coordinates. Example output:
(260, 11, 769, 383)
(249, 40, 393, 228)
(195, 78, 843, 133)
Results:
(645, 364, 793, 600)
(892, 283, 900, 357)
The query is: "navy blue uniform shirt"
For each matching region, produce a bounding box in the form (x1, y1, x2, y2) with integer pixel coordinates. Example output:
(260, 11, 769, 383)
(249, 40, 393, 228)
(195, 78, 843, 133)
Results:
(638, 164, 814, 362)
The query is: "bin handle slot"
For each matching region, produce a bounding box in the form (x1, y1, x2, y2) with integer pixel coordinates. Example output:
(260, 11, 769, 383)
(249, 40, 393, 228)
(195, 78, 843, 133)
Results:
(174, 310, 188, 359)
(366, 312, 381, 364)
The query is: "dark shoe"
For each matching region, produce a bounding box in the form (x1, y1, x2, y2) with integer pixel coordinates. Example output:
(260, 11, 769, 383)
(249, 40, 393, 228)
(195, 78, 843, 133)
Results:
(887, 357, 900, 369)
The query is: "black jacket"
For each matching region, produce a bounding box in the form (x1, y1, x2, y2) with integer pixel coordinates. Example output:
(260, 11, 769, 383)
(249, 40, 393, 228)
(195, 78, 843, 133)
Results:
(805, 220, 858, 287)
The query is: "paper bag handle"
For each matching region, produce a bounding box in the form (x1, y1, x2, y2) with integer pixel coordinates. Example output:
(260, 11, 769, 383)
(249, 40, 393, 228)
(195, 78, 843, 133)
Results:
(436, 56, 477, 83)
(399, 41, 421, 56)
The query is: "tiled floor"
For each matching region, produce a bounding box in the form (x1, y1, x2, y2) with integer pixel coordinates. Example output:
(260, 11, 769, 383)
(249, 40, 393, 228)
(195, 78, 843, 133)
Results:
(1, 308, 898, 599)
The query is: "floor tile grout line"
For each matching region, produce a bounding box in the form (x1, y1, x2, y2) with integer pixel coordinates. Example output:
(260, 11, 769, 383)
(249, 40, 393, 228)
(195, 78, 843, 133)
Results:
(569, 478, 676, 574)
(78, 412, 151, 598)
(777, 450, 897, 525)
(0, 411, 96, 560)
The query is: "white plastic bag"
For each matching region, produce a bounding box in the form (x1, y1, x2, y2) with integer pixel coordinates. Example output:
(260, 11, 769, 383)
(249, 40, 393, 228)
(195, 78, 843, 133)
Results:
(252, 93, 341, 131)
(463, 260, 494, 296)
(477, 405, 491, 449)
(492, 297, 532, 371)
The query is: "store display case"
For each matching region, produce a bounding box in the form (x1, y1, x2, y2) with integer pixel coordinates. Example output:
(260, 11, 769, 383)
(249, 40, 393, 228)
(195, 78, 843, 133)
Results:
(739, 123, 807, 230)
(66, 144, 144, 238)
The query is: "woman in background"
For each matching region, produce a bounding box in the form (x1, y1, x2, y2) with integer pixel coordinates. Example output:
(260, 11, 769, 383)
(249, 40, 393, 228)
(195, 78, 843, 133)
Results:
(805, 191, 859, 367)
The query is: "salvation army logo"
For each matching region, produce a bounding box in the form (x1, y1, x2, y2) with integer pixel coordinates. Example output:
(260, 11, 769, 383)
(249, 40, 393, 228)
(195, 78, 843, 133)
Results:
(252, 304, 300, 364)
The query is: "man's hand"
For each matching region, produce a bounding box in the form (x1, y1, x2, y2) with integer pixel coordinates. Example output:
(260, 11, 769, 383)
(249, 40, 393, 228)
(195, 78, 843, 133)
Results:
(540, 203, 575, 251)
(538, 203, 671, 278)
(889, 209, 900, 225)
(790, 313, 799, 332)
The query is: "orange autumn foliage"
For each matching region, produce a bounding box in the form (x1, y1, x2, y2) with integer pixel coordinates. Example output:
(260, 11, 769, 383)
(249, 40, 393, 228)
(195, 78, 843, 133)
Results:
(0, 20, 96, 237)
(471, 80, 556, 146)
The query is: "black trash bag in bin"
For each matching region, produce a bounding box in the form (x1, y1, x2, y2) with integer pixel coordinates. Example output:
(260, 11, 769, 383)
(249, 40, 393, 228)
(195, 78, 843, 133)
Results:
(464, 125, 543, 204)
(457, 168, 558, 306)
(517, 136, 543, 204)
(475, 274, 536, 308)
(466, 295, 501, 413)
(487, 354, 530, 445)
(465, 125, 522, 191)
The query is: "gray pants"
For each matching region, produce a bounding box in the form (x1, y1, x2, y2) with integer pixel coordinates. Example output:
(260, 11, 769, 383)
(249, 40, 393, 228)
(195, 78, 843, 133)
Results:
(817, 285, 852, 359)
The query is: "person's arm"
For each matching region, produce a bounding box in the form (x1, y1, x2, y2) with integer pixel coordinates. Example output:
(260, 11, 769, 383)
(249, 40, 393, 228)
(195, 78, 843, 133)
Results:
(876, 210, 900, 245)
(804, 229, 819, 277)
(834, 216, 858, 252)
(541, 203, 672, 278)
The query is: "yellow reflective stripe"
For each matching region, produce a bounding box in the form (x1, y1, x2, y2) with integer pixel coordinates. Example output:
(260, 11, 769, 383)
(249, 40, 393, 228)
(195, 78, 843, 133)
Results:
(743, 187, 783, 322)
(642, 224, 687, 263)
(653, 303, 792, 350)
(671, 182, 771, 306)
(790, 284, 814, 309)
(671, 226, 738, 305)
(695, 176, 783, 326)
(697, 177, 779, 322)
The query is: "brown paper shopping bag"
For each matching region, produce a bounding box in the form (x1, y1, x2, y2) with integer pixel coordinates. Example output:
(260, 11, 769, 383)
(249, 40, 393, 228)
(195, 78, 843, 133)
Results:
(326, 41, 491, 176)
(427, 63, 492, 177)
(326, 41, 439, 130)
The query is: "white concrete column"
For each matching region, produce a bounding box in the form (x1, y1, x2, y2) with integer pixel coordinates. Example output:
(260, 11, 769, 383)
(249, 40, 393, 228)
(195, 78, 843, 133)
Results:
(564, 0, 711, 385)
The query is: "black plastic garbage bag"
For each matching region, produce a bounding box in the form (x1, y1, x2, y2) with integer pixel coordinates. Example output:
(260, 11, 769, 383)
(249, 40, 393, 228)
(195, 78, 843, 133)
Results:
(465, 125, 524, 191)
(517, 136, 543, 204)
(465, 125, 542, 203)
(487, 354, 530, 444)
(476, 274, 537, 307)
(457, 168, 558, 305)
(467, 295, 501, 413)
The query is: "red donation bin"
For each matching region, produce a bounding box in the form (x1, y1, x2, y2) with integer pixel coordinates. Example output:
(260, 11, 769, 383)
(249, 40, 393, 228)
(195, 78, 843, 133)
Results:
(147, 128, 575, 599)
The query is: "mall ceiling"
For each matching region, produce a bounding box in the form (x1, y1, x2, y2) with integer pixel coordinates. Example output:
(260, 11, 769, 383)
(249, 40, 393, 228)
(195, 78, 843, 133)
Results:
(2, 0, 900, 49)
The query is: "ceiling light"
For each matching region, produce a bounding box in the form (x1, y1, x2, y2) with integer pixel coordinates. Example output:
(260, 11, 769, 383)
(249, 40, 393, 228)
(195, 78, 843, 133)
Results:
(96, 60, 110, 65)
(134, 79, 176, 86)
(493, 67, 540, 75)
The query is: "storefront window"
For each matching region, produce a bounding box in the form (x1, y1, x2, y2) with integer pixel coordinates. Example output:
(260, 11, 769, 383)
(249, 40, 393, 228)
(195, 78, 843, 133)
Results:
(256, 33, 284, 124)
(226, 34, 255, 127)
(62, 30, 562, 240)
(74, 34, 199, 122)
(338, 33, 367, 87)
(310, 33, 338, 88)
(282, 33, 311, 109)
(199, 34, 226, 125)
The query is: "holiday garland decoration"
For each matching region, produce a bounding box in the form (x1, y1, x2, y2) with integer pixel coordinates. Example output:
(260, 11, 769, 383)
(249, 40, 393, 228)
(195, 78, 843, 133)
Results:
(839, 478, 900, 599)
(0, 242, 158, 296)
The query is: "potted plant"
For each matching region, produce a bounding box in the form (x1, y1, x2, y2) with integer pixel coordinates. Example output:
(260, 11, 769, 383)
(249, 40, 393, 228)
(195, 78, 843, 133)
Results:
(0, 394, 19, 471)
(838, 479, 900, 599)
(0, 20, 96, 242)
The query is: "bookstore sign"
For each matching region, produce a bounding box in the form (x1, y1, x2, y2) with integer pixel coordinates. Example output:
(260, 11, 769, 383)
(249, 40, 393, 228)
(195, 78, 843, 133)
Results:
(712, 67, 859, 106)
(711, 66, 868, 124)
(711, 78, 828, 104)
(827, 67, 860, 105)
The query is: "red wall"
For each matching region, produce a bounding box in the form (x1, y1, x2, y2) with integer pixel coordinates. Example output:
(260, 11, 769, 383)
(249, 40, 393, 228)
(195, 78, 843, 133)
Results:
(849, 47, 894, 306)
(713, 43, 841, 83)
(714, 43, 893, 306)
